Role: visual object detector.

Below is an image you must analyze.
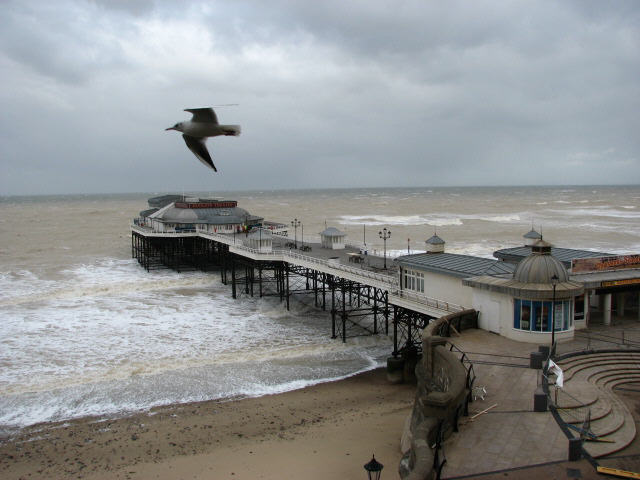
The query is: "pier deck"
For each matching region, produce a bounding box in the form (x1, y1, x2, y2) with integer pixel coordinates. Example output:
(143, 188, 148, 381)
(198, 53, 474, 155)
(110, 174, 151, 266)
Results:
(131, 225, 467, 353)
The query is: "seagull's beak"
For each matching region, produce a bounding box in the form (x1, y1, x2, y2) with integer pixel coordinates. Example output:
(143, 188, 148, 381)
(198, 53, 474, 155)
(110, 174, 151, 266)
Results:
(165, 126, 176, 131)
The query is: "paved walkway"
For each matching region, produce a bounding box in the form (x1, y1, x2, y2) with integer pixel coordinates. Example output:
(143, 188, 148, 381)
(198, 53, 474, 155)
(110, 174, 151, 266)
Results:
(439, 318, 640, 479)
(270, 235, 399, 274)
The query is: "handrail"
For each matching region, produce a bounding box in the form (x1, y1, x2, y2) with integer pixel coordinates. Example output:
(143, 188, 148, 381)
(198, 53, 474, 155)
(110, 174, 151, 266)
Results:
(392, 289, 464, 313)
(137, 227, 464, 314)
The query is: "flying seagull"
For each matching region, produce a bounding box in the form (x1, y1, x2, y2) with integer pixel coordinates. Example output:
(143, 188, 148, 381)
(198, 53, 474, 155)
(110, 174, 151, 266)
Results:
(165, 108, 241, 172)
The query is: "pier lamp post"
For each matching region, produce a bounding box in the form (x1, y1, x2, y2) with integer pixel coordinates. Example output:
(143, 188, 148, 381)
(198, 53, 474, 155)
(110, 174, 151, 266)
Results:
(291, 218, 301, 249)
(379, 228, 391, 269)
(407, 238, 410, 254)
(551, 273, 559, 346)
(364, 455, 383, 480)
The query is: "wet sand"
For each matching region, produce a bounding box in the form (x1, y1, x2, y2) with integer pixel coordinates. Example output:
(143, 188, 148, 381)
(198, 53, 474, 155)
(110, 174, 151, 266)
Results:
(0, 368, 415, 479)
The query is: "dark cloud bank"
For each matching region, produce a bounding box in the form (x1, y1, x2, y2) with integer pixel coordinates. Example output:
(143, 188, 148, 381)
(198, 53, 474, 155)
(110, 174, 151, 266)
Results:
(0, 0, 638, 195)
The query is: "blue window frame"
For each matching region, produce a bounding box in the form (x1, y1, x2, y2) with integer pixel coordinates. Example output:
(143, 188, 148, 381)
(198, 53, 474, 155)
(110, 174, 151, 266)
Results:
(514, 299, 571, 332)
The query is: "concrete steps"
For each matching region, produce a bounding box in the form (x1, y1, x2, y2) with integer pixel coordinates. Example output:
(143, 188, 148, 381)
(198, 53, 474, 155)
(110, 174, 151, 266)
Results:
(552, 352, 640, 458)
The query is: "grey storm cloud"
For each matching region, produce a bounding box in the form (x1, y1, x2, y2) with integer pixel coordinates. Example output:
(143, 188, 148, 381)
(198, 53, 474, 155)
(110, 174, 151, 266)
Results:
(0, 0, 638, 195)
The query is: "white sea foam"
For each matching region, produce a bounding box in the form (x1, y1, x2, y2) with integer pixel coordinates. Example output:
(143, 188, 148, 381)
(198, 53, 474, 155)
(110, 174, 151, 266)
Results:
(337, 212, 520, 227)
(337, 214, 463, 227)
(0, 256, 391, 430)
(549, 207, 640, 220)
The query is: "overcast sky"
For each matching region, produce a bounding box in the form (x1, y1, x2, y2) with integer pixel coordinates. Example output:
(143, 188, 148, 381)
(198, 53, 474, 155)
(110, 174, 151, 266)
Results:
(1, 0, 638, 195)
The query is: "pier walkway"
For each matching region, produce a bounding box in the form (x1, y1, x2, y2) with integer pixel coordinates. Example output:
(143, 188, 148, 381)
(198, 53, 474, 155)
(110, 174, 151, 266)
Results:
(131, 225, 467, 354)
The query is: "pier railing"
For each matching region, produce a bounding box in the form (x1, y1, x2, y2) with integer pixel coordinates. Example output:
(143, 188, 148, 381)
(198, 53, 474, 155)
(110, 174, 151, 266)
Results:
(144, 229, 464, 315)
(392, 289, 464, 313)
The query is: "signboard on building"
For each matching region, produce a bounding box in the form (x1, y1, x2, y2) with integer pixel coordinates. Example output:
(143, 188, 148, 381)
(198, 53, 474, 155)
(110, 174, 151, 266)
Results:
(175, 201, 237, 209)
(601, 278, 640, 288)
(572, 254, 640, 274)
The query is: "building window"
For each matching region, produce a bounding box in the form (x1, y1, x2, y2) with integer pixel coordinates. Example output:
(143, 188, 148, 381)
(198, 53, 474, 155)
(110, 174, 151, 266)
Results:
(403, 269, 424, 293)
(514, 298, 572, 333)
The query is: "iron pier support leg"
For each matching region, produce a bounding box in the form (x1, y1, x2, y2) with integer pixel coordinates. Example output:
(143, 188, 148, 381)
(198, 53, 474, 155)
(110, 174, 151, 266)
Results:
(322, 274, 326, 311)
(231, 259, 237, 299)
(331, 280, 336, 339)
(313, 271, 318, 307)
(258, 265, 263, 297)
(373, 289, 378, 334)
(285, 263, 290, 311)
(220, 247, 226, 284)
(393, 305, 398, 357)
(385, 293, 390, 335)
(342, 282, 347, 343)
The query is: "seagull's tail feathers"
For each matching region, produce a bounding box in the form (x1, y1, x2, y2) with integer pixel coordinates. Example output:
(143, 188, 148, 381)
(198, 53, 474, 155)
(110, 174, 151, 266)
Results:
(222, 125, 241, 136)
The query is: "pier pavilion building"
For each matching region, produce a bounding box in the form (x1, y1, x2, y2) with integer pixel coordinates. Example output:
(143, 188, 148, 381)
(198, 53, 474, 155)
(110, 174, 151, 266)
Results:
(134, 195, 272, 234)
(396, 231, 640, 343)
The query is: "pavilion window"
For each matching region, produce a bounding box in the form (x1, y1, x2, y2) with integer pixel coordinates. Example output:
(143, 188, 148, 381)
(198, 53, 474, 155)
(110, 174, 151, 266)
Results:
(514, 298, 572, 332)
(403, 269, 424, 293)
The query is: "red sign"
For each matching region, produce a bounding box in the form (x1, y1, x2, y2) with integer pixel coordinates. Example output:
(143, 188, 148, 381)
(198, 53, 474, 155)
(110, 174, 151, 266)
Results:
(572, 254, 640, 274)
(175, 201, 237, 209)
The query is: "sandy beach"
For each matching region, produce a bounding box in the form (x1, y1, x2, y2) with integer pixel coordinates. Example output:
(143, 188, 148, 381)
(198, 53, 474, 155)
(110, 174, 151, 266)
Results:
(0, 368, 415, 480)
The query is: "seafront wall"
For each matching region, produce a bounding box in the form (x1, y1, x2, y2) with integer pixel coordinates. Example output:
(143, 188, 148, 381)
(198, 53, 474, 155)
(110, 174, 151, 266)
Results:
(399, 313, 476, 480)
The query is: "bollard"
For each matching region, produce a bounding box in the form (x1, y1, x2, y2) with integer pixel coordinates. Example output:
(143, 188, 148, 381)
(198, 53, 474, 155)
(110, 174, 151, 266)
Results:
(568, 437, 582, 461)
(533, 386, 547, 412)
(530, 351, 544, 369)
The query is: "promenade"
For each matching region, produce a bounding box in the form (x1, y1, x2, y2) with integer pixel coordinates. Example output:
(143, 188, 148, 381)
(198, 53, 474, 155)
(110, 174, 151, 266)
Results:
(440, 317, 640, 479)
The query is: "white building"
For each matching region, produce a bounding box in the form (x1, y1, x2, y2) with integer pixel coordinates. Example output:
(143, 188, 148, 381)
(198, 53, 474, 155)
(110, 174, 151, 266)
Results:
(320, 227, 347, 250)
(394, 232, 640, 344)
(135, 195, 263, 234)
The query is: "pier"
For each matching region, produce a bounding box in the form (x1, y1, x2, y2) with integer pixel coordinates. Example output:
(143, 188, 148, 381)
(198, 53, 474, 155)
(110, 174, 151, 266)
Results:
(131, 224, 469, 356)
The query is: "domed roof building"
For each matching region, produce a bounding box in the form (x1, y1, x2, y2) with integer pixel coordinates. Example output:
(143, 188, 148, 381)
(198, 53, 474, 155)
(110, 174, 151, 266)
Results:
(462, 238, 583, 343)
(513, 239, 568, 282)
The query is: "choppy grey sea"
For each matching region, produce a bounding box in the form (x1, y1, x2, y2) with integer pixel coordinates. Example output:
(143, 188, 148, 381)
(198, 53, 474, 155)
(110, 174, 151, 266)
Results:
(1, 185, 639, 435)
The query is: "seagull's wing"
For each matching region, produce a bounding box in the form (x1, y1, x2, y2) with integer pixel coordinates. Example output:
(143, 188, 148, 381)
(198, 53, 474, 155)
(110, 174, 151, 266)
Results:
(185, 108, 218, 124)
(182, 134, 217, 172)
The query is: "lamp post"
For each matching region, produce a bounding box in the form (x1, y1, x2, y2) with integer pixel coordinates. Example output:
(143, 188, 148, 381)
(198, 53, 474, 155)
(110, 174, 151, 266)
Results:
(379, 228, 391, 269)
(291, 218, 301, 249)
(364, 455, 383, 480)
(551, 273, 559, 346)
(407, 238, 410, 254)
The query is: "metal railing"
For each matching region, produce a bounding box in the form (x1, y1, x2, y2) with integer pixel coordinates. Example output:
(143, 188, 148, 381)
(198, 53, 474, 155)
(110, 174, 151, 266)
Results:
(392, 289, 464, 313)
(131, 224, 197, 236)
(140, 228, 464, 314)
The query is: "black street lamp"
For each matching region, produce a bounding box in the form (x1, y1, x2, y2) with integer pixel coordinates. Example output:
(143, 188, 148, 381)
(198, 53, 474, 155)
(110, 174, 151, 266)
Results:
(364, 455, 383, 480)
(551, 273, 559, 346)
(291, 218, 301, 249)
(379, 228, 391, 269)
